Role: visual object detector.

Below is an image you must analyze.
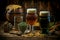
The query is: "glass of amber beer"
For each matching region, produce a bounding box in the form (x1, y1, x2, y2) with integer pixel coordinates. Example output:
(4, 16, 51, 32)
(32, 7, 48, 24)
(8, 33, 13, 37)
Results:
(26, 8, 37, 34)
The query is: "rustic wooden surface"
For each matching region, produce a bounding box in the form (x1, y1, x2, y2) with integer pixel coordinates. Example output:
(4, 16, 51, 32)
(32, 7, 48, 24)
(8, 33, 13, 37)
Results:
(0, 36, 58, 40)
(0, 33, 59, 40)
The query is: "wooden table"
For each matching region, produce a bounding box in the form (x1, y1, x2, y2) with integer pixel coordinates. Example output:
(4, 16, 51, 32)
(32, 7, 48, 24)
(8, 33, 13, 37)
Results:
(0, 33, 59, 40)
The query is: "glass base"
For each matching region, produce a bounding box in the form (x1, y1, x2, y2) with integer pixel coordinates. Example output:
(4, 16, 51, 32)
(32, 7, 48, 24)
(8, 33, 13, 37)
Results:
(24, 30, 31, 34)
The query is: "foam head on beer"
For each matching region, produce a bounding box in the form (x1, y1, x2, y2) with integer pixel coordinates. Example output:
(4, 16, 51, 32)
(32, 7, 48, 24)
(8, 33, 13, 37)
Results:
(39, 11, 50, 16)
(27, 8, 37, 14)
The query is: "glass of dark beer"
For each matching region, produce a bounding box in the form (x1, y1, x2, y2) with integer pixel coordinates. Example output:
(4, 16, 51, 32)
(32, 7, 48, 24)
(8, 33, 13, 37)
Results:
(39, 11, 50, 34)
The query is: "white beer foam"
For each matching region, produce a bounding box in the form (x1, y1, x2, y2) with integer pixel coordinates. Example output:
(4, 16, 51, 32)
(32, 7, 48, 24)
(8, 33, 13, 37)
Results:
(39, 11, 50, 16)
(27, 8, 37, 13)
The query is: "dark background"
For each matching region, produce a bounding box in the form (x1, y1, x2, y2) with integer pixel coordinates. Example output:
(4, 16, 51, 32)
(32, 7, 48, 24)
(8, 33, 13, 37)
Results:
(0, 0, 60, 22)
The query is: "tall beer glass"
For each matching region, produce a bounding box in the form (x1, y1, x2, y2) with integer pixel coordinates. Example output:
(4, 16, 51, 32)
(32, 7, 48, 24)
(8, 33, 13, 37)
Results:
(39, 11, 50, 34)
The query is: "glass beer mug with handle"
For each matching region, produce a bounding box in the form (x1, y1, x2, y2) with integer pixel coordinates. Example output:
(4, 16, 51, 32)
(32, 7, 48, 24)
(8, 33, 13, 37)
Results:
(39, 11, 55, 34)
(26, 8, 38, 35)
